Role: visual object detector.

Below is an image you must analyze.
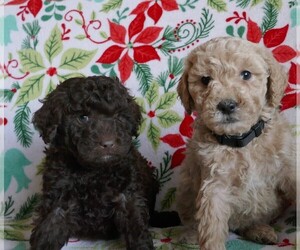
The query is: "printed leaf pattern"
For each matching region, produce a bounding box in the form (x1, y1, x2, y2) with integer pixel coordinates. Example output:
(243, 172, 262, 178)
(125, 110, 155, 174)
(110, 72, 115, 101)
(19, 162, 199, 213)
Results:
(147, 121, 161, 150)
(208, 0, 227, 12)
(161, 187, 176, 210)
(59, 48, 97, 70)
(14, 103, 34, 148)
(157, 110, 181, 128)
(18, 49, 45, 73)
(3, 0, 298, 247)
(15, 74, 45, 106)
(44, 25, 63, 63)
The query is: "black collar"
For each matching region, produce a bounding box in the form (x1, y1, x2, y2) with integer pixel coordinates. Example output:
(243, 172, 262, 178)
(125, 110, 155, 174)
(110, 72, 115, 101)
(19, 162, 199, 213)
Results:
(214, 120, 265, 148)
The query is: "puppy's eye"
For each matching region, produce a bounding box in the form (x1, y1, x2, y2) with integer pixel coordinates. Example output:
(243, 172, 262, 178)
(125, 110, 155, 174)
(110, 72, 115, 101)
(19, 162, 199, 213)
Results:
(241, 70, 252, 80)
(201, 76, 212, 85)
(78, 115, 89, 122)
(115, 116, 126, 124)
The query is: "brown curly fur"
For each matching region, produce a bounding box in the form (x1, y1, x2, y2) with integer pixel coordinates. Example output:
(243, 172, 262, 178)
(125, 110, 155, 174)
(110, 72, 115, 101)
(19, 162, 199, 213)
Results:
(30, 76, 174, 250)
(176, 37, 296, 250)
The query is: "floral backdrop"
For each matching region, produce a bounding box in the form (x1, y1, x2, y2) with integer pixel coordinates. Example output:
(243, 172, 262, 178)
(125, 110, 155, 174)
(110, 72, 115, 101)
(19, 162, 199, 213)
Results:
(1, 0, 299, 249)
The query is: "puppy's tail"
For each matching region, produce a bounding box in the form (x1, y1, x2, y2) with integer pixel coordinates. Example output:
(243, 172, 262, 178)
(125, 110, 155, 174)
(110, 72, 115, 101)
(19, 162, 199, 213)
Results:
(149, 211, 181, 228)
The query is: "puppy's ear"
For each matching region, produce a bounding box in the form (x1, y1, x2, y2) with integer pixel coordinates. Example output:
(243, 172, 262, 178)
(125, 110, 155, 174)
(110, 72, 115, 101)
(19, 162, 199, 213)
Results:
(32, 86, 67, 144)
(128, 97, 142, 137)
(262, 49, 288, 108)
(177, 70, 194, 115)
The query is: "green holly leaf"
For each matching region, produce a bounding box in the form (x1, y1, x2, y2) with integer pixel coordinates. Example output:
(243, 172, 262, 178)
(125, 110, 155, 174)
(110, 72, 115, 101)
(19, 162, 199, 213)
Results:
(91, 11, 96, 20)
(207, 0, 227, 12)
(100, 31, 108, 39)
(161, 187, 176, 210)
(147, 121, 160, 150)
(44, 25, 63, 63)
(91, 65, 102, 75)
(57, 72, 85, 82)
(268, 0, 282, 9)
(46, 79, 56, 94)
(59, 48, 97, 70)
(157, 110, 181, 128)
(77, 2, 82, 11)
(55, 14, 63, 21)
(15, 74, 45, 106)
(3, 229, 25, 241)
(138, 117, 147, 135)
(75, 34, 86, 40)
(135, 97, 146, 114)
(18, 49, 45, 73)
(100, 0, 123, 13)
(44, 4, 54, 12)
(156, 92, 177, 110)
(41, 15, 52, 22)
(145, 82, 159, 108)
(251, 0, 263, 7)
(237, 26, 245, 38)
(226, 25, 234, 36)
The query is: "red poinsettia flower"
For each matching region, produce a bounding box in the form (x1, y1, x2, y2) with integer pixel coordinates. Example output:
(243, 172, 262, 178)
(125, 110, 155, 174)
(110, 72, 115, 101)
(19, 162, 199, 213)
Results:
(96, 14, 162, 82)
(226, 12, 299, 111)
(131, 0, 179, 24)
(281, 62, 300, 111)
(226, 12, 297, 63)
(160, 113, 194, 168)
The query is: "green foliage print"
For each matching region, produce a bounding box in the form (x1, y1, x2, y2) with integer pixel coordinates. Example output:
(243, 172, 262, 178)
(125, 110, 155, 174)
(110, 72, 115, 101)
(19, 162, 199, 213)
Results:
(207, 0, 282, 12)
(161, 187, 176, 210)
(21, 20, 41, 50)
(101, 0, 123, 13)
(14, 102, 34, 148)
(208, 0, 227, 12)
(15, 25, 96, 147)
(154, 152, 174, 189)
(42, 0, 66, 22)
(261, 1, 279, 33)
(137, 83, 181, 150)
(17, 24, 96, 106)
(226, 0, 280, 38)
(156, 57, 183, 93)
(0, 194, 40, 240)
(0, 82, 20, 103)
(160, 8, 214, 54)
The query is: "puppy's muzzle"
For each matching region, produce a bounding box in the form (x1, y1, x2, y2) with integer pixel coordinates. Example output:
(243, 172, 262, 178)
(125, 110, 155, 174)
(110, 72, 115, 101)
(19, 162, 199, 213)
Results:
(100, 139, 115, 149)
(217, 99, 238, 114)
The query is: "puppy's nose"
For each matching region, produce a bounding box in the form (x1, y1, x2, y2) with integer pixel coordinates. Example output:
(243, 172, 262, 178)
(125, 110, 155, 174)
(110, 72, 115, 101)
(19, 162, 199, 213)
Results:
(217, 99, 237, 114)
(100, 140, 115, 148)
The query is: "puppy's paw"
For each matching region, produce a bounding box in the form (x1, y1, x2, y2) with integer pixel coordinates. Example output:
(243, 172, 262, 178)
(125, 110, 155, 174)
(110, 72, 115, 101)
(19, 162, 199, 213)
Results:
(242, 224, 278, 245)
(178, 227, 198, 245)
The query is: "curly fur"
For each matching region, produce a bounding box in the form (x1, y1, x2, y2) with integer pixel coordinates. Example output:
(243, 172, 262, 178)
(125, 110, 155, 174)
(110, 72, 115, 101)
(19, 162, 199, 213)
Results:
(176, 37, 296, 249)
(30, 76, 161, 250)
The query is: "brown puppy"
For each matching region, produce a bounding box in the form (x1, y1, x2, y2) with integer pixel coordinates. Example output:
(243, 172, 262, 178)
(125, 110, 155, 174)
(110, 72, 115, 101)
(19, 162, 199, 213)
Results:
(176, 37, 296, 250)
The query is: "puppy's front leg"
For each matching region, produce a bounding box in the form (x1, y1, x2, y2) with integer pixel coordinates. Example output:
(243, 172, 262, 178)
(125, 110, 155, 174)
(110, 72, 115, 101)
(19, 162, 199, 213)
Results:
(114, 195, 154, 250)
(196, 182, 231, 250)
(30, 207, 72, 250)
